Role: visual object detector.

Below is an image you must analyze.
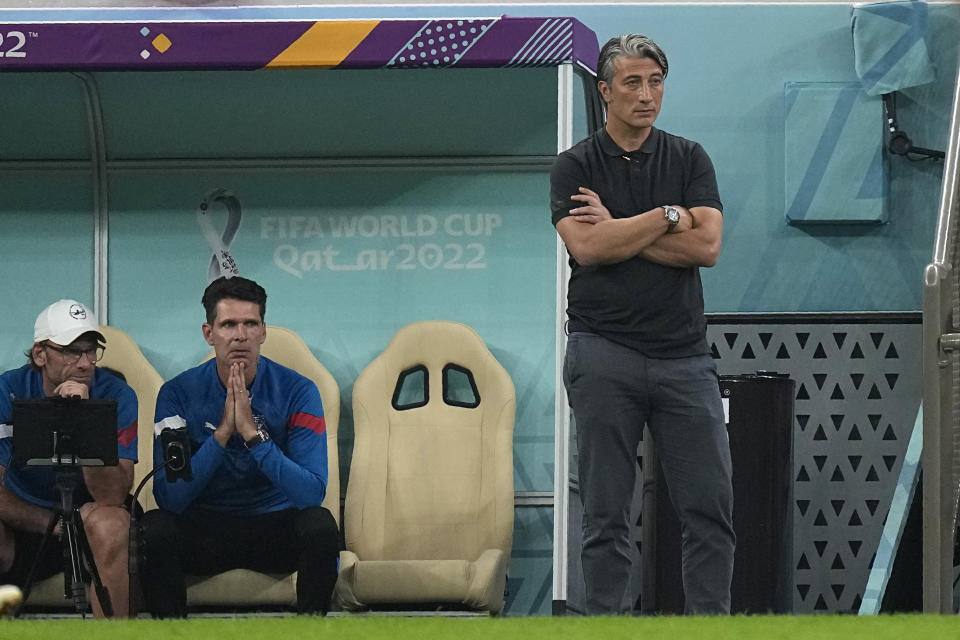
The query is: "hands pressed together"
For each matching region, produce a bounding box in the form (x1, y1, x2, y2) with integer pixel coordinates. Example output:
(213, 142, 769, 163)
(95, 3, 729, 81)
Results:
(214, 361, 258, 446)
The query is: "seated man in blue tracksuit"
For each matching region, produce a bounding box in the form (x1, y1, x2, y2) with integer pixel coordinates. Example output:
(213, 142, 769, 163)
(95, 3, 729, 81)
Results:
(0, 299, 138, 617)
(139, 276, 339, 617)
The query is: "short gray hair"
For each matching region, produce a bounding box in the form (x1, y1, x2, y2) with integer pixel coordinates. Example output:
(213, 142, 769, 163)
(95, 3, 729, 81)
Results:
(597, 34, 669, 85)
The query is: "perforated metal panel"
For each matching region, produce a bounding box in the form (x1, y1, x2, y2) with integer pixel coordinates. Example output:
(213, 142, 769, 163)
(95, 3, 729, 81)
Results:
(706, 315, 921, 613)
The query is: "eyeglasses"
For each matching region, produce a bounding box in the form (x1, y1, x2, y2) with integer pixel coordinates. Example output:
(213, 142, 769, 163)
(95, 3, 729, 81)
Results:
(43, 342, 105, 364)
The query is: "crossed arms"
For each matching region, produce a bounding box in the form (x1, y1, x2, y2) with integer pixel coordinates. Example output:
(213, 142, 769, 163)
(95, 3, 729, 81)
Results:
(555, 185, 723, 269)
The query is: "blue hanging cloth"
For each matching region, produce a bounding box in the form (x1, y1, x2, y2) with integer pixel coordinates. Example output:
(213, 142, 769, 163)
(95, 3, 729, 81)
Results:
(851, 0, 936, 96)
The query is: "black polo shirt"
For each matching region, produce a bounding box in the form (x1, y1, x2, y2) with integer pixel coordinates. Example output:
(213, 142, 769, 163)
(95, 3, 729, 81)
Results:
(550, 127, 723, 358)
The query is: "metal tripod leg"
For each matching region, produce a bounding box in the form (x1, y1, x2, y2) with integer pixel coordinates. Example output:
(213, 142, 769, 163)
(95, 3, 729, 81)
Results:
(67, 507, 113, 617)
(61, 507, 87, 611)
(14, 468, 114, 618)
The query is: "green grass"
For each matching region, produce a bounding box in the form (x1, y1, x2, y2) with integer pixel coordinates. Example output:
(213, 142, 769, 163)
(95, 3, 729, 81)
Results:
(2, 615, 960, 640)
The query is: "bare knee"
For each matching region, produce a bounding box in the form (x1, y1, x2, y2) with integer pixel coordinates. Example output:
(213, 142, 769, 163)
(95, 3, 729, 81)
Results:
(81, 505, 130, 557)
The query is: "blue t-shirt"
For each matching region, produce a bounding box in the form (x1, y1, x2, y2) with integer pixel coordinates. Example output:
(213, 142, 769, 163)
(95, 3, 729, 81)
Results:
(153, 356, 328, 515)
(0, 365, 139, 508)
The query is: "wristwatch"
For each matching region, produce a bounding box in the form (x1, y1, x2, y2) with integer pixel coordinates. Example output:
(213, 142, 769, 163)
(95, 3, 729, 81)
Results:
(662, 205, 681, 230)
(244, 428, 270, 450)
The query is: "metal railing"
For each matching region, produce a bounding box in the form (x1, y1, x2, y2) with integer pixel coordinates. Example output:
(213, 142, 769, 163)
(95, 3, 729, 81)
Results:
(922, 55, 960, 614)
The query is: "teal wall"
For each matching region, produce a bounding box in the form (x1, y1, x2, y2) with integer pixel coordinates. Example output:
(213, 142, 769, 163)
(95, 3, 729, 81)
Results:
(0, 2, 957, 616)
(523, 3, 954, 313)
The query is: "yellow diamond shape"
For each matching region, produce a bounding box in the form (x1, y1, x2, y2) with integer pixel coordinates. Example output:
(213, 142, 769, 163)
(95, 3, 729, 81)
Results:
(152, 34, 172, 54)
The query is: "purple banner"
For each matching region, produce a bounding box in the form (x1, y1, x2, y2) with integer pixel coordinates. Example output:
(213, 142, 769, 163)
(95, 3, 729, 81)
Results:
(0, 22, 313, 70)
(0, 17, 598, 72)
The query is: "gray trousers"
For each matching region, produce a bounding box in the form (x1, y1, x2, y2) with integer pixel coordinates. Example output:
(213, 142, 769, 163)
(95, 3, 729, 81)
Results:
(564, 332, 735, 615)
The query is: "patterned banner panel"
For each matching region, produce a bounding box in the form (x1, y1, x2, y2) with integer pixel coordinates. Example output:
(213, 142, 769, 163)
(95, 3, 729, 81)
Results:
(0, 16, 598, 72)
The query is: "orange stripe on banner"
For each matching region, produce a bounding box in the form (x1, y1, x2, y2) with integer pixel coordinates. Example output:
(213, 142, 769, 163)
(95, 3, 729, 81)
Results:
(266, 20, 380, 69)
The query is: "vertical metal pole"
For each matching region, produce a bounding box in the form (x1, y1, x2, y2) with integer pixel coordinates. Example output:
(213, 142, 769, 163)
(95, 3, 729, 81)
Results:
(923, 264, 955, 613)
(553, 62, 574, 615)
(73, 72, 109, 323)
(922, 55, 960, 614)
(931, 59, 960, 268)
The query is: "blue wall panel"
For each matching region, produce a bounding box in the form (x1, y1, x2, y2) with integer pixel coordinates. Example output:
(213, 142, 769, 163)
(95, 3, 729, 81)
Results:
(94, 68, 558, 159)
(0, 173, 94, 370)
(106, 170, 557, 497)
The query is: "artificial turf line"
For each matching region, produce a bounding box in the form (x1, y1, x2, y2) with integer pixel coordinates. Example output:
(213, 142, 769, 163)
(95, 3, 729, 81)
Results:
(2, 614, 960, 640)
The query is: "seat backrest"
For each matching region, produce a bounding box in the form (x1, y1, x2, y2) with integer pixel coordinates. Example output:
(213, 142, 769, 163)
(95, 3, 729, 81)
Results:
(98, 324, 165, 512)
(345, 320, 515, 562)
(201, 325, 341, 524)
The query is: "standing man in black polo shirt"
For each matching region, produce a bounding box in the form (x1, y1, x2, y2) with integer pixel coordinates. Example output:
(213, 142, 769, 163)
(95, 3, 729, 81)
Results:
(551, 34, 735, 615)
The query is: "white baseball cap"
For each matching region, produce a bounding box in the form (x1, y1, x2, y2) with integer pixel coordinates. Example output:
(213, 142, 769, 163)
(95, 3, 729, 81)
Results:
(33, 300, 105, 346)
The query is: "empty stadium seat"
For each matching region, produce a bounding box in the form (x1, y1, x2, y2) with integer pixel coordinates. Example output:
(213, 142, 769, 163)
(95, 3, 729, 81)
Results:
(336, 320, 515, 614)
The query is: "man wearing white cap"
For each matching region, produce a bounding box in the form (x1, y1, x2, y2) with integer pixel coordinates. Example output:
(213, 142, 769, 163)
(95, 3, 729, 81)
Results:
(0, 300, 138, 617)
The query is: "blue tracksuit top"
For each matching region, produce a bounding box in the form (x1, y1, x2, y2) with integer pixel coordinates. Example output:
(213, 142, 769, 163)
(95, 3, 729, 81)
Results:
(152, 356, 328, 515)
(0, 365, 139, 508)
